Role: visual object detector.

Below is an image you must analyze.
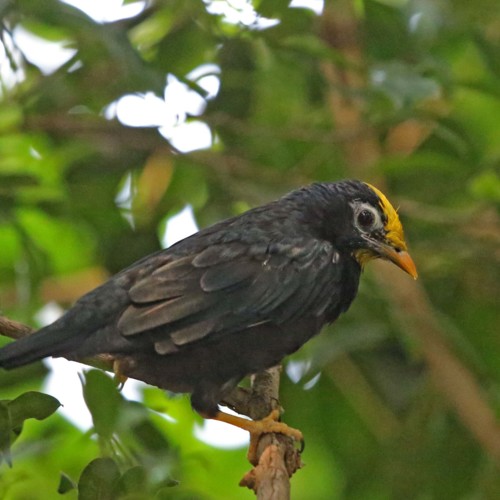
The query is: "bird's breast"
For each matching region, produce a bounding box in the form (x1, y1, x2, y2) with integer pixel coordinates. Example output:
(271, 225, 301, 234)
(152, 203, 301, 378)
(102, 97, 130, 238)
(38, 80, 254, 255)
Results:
(324, 255, 361, 324)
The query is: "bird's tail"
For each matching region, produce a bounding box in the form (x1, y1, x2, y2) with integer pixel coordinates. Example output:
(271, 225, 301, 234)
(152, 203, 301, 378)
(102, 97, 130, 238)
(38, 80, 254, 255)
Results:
(0, 324, 77, 369)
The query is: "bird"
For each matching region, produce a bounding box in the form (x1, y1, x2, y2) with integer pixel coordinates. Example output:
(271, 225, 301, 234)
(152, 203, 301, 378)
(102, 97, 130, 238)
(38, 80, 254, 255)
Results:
(0, 180, 416, 457)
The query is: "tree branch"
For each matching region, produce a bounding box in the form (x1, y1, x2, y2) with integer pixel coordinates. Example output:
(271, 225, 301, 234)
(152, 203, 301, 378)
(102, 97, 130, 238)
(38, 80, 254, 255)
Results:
(0, 316, 33, 340)
(238, 367, 302, 499)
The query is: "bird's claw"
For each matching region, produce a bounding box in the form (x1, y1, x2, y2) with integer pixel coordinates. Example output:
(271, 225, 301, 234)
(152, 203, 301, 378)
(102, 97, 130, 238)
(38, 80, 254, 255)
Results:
(247, 409, 304, 464)
(112, 359, 128, 389)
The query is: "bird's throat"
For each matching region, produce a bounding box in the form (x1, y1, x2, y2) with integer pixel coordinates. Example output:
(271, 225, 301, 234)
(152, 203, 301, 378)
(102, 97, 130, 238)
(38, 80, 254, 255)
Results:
(352, 248, 377, 268)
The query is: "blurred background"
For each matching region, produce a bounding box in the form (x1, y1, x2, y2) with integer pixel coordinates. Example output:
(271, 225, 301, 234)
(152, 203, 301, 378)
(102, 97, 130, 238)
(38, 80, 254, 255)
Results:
(0, 0, 499, 498)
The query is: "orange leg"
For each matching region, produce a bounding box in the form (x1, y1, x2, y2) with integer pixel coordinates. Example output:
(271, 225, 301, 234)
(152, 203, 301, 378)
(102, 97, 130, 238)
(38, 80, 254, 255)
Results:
(210, 409, 303, 463)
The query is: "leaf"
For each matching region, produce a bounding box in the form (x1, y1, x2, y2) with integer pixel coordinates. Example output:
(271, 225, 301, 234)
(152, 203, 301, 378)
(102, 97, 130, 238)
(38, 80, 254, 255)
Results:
(131, 420, 171, 454)
(142, 388, 171, 413)
(8, 391, 61, 428)
(133, 151, 174, 226)
(0, 392, 59, 467)
(78, 458, 120, 500)
(82, 370, 124, 440)
(58, 472, 77, 494)
(116, 465, 147, 495)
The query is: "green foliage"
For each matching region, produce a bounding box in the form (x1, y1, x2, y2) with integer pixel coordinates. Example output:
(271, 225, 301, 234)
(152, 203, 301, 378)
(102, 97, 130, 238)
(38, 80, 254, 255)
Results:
(0, 0, 499, 498)
(0, 392, 60, 466)
(78, 458, 121, 500)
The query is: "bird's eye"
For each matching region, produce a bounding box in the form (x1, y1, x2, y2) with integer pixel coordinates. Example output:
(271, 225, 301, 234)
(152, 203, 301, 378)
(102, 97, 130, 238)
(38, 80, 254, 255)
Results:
(351, 202, 383, 233)
(357, 209, 375, 229)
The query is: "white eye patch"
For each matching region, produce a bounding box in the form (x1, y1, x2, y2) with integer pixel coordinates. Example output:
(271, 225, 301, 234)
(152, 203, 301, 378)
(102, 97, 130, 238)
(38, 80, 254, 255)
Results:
(351, 202, 384, 233)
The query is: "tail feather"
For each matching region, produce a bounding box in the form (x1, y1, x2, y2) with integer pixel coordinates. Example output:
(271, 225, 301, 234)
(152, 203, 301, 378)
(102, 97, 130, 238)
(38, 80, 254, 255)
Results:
(0, 325, 77, 369)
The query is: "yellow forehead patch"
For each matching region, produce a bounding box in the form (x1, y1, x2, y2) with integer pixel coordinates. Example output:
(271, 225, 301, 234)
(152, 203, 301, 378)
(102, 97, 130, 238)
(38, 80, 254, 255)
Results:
(364, 182, 407, 251)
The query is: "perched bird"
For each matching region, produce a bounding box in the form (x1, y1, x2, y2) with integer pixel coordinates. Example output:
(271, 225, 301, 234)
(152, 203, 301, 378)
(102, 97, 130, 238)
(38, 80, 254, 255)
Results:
(0, 180, 416, 452)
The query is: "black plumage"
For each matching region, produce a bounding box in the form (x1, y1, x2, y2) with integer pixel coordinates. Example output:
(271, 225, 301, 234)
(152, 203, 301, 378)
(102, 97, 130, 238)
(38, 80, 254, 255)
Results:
(0, 180, 416, 417)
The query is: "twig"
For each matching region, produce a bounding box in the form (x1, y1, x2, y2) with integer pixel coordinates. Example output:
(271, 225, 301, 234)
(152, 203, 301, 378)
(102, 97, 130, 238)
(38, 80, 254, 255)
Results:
(0, 316, 33, 340)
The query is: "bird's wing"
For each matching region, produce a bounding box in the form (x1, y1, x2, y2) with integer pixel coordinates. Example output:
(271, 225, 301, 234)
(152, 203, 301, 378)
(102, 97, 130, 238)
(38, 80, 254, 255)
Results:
(117, 240, 343, 355)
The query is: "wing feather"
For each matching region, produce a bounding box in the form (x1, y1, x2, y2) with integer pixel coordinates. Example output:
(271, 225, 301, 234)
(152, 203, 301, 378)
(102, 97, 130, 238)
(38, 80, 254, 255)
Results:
(200, 262, 256, 292)
(117, 240, 342, 352)
(192, 243, 246, 267)
(119, 293, 217, 336)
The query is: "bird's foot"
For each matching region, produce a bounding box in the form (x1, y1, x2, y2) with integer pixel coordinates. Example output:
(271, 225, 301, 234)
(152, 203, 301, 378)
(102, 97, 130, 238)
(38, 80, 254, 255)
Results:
(211, 409, 303, 464)
(112, 359, 128, 389)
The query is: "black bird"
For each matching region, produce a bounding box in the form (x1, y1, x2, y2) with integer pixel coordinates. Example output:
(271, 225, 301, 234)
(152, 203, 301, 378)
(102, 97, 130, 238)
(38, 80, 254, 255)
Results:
(0, 180, 416, 450)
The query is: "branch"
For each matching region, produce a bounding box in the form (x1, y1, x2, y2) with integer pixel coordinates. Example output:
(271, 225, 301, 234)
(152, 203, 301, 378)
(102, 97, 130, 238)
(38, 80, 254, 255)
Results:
(0, 316, 33, 340)
(238, 368, 302, 499)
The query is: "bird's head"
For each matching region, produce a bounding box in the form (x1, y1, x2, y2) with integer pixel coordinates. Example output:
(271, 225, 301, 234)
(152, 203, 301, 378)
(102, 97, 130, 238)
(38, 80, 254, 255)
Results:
(344, 182, 417, 279)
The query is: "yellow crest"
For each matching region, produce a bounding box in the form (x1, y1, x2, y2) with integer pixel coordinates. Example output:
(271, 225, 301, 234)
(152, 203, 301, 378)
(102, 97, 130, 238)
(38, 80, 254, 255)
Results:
(364, 183, 407, 252)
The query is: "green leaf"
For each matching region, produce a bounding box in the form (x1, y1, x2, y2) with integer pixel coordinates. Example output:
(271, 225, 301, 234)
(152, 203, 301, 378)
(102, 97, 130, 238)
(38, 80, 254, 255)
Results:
(131, 420, 171, 454)
(78, 457, 120, 500)
(8, 391, 61, 428)
(116, 465, 147, 495)
(142, 387, 171, 413)
(58, 472, 77, 494)
(82, 370, 123, 440)
(0, 392, 60, 466)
